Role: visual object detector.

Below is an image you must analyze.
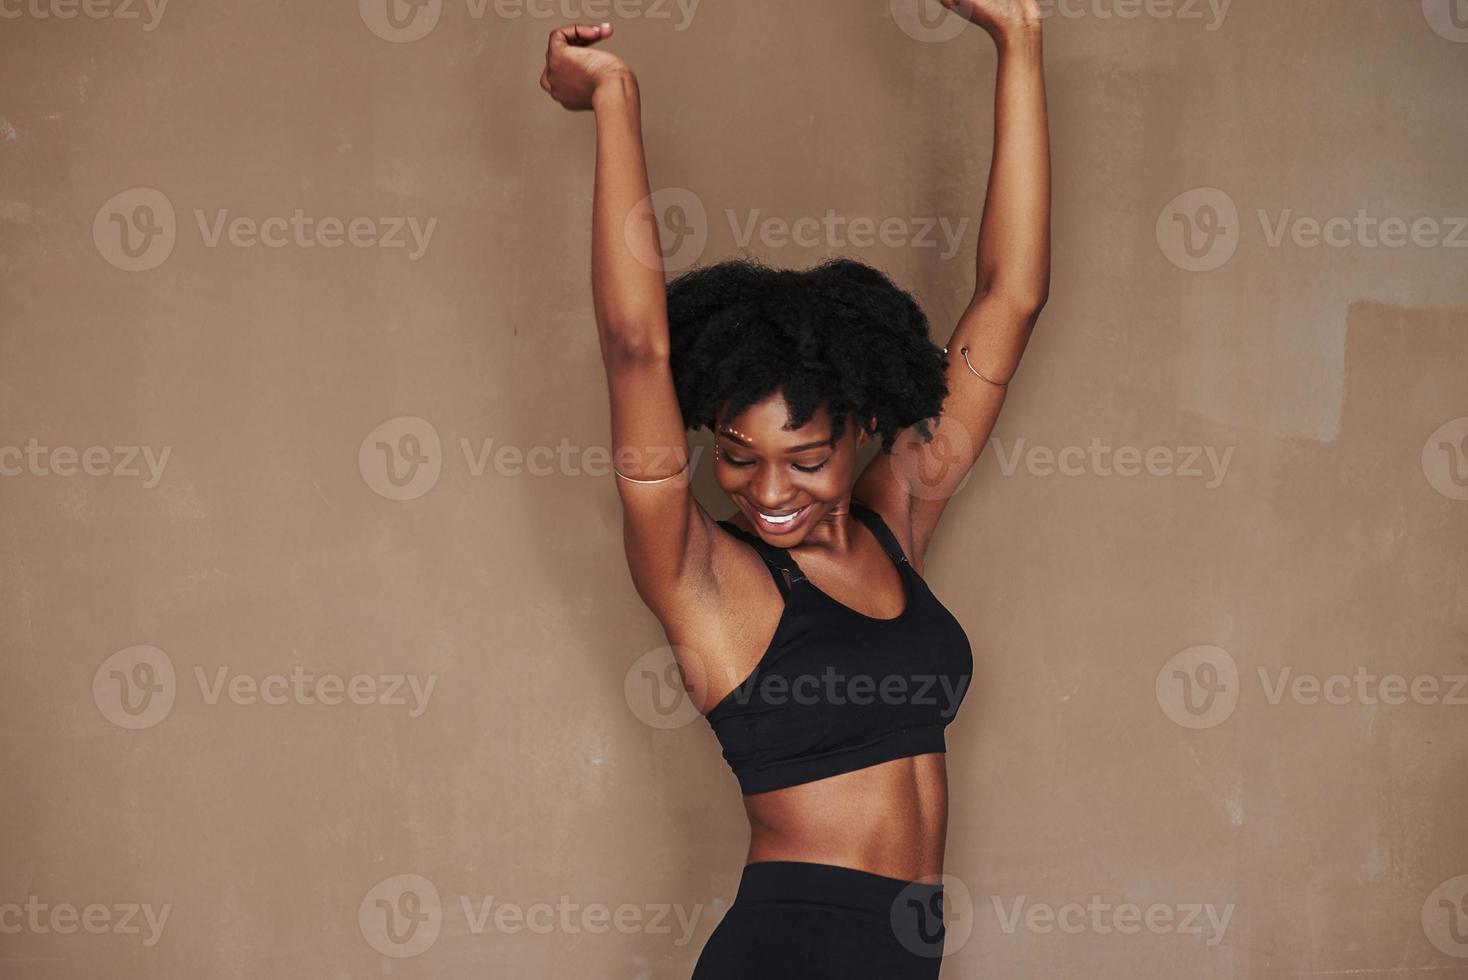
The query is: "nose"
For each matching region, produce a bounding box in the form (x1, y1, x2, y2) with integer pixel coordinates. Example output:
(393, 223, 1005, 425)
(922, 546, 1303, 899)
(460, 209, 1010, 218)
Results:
(748, 465, 795, 511)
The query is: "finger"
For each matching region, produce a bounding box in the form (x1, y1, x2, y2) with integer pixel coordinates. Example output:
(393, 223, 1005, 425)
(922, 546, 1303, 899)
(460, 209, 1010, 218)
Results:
(550, 21, 610, 51)
(539, 69, 551, 93)
(569, 22, 610, 45)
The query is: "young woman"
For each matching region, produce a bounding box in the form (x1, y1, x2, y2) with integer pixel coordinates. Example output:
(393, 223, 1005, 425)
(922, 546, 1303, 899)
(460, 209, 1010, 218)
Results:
(540, 2, 1048, 974)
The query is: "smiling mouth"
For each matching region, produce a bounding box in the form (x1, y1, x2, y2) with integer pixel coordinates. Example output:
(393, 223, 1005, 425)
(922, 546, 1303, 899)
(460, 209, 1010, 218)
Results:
(751, 502, 813, 533)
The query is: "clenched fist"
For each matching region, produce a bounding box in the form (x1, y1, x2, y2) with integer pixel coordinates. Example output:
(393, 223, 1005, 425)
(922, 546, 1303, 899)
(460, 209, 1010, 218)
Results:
(539, 23, 632, 112)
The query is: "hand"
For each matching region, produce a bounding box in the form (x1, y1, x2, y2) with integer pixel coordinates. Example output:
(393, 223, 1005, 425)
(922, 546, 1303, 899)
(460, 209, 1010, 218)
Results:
(940, 0, 1043, 41)
(539, 23, 632, 111)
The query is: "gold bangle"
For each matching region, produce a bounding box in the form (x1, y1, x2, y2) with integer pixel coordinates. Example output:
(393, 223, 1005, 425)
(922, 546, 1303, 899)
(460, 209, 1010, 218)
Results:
(613, 457, 690, 484)
(944, 345, 1009, 388)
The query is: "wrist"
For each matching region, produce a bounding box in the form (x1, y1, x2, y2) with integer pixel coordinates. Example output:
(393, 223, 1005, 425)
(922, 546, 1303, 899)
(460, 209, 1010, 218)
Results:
(993, 21, 1043, 56)
(592, 69, 639, 109)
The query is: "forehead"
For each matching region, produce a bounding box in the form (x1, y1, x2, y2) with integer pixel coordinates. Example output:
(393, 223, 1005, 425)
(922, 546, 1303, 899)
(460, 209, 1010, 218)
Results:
(717, 394, 833, 444)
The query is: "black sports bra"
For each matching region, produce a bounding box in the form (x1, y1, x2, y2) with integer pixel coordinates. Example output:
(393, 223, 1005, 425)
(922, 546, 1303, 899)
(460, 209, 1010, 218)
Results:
(705, 499, 973, 795)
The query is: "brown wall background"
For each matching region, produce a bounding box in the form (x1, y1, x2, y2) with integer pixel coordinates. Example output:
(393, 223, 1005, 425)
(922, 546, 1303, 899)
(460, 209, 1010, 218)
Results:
(2, 0, 1466, 977)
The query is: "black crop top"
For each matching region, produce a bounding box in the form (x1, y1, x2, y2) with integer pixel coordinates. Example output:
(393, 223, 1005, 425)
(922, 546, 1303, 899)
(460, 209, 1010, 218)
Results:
(705, 499, 973, 795)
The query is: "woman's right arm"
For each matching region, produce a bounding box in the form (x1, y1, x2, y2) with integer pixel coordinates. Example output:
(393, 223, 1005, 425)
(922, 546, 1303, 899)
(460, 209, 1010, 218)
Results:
(541, 24, 718, 615)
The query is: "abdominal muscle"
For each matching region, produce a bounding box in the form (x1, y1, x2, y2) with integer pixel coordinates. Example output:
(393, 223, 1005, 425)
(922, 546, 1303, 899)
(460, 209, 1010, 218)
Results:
(740, 752, 950, 882)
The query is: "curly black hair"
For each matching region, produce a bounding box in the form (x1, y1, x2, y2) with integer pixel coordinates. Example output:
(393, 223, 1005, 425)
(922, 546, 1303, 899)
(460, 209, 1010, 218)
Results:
(666, 257, 948, 453)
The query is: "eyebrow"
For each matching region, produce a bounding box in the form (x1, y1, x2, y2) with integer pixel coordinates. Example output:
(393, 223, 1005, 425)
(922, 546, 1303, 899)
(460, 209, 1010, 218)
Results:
(717, 428, 834, 453)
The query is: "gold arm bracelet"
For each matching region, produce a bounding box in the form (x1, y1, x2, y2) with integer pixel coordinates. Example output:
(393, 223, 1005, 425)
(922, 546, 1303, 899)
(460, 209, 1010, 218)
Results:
(943, 345, 1009, 388)
(613, 456, 690, 484)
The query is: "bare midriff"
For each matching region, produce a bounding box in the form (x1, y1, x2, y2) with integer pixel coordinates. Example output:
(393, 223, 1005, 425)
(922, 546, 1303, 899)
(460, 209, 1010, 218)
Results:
(741, 752, 950, 882)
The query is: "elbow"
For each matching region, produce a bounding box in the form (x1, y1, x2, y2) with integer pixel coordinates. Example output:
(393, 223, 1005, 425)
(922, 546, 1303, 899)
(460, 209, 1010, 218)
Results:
(976, 280, 1049, 326)
(1013, 283, 1049, 323)
(1026, 283, 1050, 323)
(603, 329, 670, 367)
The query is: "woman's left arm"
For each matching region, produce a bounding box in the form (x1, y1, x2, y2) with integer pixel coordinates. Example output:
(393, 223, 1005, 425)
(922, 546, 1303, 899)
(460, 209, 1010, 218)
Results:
(856, 0, 1050, 563)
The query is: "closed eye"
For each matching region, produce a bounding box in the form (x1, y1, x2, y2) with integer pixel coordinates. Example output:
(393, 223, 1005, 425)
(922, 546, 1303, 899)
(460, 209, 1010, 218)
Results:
(722, 456, 830, 473)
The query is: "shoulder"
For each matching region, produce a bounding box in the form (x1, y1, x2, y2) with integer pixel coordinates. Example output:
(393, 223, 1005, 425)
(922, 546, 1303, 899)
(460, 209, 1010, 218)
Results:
(851, 493, 923, 574)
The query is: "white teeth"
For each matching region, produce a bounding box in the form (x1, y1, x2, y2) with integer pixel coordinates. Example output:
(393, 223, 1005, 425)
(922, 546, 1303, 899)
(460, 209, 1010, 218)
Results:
(760, 507, 802, 524)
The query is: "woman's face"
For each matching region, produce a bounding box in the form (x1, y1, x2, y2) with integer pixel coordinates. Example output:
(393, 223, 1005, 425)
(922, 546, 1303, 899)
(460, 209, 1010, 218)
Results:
(714, 393, 868, 543)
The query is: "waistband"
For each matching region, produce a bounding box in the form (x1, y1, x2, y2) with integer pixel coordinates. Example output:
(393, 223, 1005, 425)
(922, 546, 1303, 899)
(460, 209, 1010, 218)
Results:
(733, 861, 945, 931)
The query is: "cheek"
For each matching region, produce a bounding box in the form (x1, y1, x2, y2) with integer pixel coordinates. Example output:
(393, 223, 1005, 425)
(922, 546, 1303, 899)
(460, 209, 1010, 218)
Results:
(715, 465, 843, 496)
(809, 456, 858, 497)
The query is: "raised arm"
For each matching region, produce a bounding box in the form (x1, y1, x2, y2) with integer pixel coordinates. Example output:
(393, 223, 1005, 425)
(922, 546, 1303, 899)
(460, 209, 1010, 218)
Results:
(855, 0, 1050, 563)
(540, 23, 716, 613)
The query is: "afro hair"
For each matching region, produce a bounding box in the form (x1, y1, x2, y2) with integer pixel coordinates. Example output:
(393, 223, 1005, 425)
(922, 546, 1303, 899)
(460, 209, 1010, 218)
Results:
(665, 257, 949, 453)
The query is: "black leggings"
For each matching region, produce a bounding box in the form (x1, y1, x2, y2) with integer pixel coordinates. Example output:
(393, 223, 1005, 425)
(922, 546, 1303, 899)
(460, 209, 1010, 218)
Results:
(690, 861, 946, 979)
